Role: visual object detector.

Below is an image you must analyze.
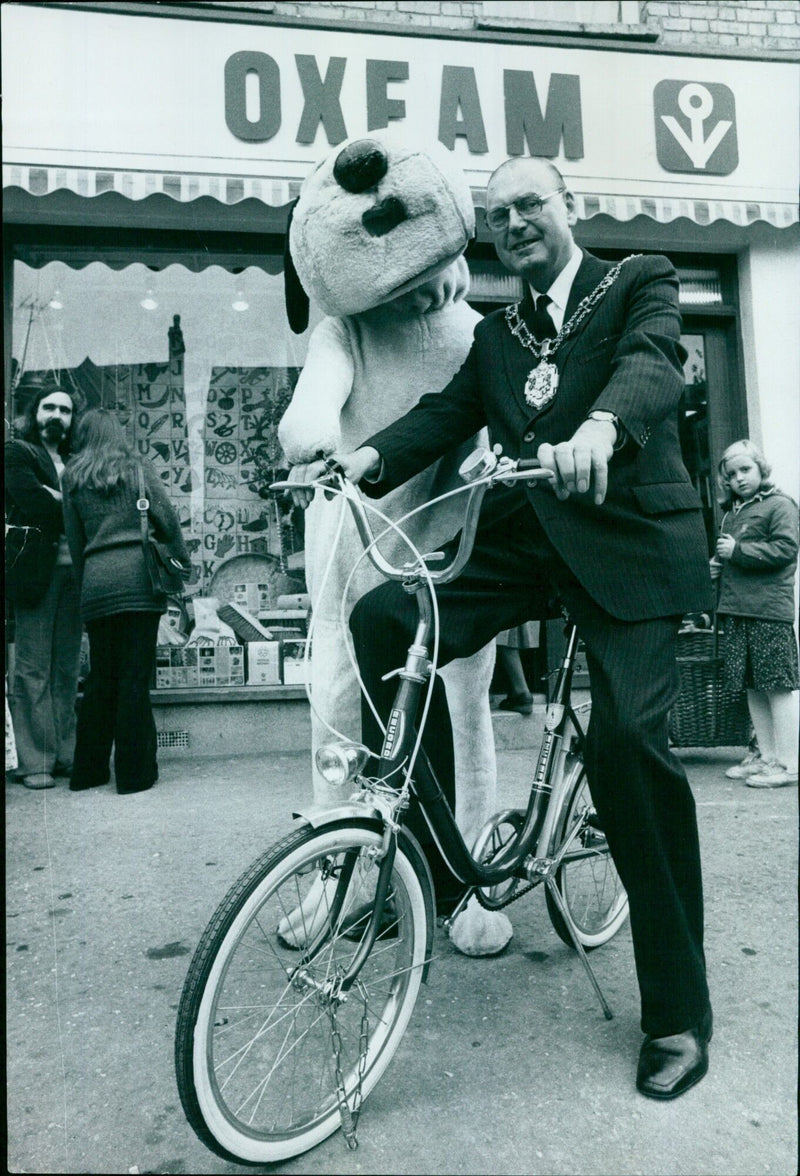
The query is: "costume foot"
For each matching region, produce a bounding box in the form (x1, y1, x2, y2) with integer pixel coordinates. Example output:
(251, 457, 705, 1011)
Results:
(636, 1009, 712, 1100)
(276, 870, 377, 950)
(447, 895, 513, 957)
(341, 898, 398, 941)
(22, 773, 56, 789)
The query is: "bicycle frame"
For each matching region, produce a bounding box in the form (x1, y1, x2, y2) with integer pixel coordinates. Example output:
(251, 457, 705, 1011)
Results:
(372, 587, 588, 895)
(274, 452, 616, 1015)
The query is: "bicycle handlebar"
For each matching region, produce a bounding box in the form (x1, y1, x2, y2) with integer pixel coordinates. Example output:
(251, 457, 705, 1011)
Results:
(271, 447, 554, 586)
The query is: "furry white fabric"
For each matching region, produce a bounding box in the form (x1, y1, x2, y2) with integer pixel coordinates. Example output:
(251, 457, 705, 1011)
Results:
(278, 133, 512, 957)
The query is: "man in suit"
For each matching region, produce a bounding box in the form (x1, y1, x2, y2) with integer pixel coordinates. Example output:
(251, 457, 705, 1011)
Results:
(6, 379, 83, 789)
(289, 157, 714, 1099)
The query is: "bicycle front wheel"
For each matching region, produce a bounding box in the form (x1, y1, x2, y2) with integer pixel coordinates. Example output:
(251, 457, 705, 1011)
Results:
(175, 820, 431, 1165)
(545, 763, 629, 950)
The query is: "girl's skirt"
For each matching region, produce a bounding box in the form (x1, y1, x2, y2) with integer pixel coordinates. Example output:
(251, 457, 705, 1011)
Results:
(722, 616, 799, 692)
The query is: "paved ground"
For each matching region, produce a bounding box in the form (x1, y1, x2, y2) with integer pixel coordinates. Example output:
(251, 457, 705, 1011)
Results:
(5, 745, 798, 1176)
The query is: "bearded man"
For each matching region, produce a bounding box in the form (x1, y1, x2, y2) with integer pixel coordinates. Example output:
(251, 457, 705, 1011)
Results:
(6, 379, 83, 789)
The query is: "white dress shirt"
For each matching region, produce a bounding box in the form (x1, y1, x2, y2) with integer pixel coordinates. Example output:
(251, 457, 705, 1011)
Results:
(528, 244, 583, 332)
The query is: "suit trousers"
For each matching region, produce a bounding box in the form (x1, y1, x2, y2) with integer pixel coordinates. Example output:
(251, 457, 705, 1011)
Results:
(350, 499, 711, 1038)
(71, 612, 161, 793)
(11, 565, 82, 776)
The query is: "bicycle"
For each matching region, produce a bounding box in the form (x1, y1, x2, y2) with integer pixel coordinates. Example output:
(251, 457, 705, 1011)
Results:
(174, 447, 629, 1165)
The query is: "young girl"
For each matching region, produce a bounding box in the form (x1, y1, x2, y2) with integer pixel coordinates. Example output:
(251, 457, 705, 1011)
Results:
(712, 440, 799, 787)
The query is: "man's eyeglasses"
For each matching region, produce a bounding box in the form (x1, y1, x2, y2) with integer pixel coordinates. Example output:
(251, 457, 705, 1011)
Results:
(485, 187, 566, 233)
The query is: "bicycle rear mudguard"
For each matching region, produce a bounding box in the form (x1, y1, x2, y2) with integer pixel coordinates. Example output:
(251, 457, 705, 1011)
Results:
(291, 805, 437, 982)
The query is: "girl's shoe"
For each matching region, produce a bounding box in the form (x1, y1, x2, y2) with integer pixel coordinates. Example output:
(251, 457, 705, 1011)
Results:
(746, 760, 798, 788)
(497, 692, 534, 716)
(725, 750, 763, 779)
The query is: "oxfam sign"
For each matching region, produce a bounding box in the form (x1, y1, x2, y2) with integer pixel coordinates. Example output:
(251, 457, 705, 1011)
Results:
(223, 51, 585, 159)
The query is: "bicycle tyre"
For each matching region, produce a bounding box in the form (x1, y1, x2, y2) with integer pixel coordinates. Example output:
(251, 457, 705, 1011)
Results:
(545, 761, 629, 950)
(175, 819, 431, 1165)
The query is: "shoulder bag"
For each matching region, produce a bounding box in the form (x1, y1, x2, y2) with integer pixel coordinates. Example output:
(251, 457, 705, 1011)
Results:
(136, 466, 190, 596)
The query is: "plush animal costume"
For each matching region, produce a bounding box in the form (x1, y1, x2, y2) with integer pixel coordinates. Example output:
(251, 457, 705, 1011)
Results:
(278, 132, 512, 956)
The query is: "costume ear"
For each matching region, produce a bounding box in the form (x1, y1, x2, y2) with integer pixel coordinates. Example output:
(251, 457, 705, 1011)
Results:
(283, 199, 310, 335)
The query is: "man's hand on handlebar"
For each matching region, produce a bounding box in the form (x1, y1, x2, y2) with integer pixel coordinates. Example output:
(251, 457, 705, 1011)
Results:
(284, 446, 382, 509)
(537, 418, 616, 505)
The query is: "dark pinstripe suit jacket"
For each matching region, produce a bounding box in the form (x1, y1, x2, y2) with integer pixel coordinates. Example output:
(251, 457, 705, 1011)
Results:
(362, 250, 714, 622)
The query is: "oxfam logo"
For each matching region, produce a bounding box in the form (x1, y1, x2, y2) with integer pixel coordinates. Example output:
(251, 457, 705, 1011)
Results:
(654, 80, 738, 175)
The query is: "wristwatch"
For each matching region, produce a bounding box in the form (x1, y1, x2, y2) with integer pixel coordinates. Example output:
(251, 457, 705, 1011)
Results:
(586, 410, 626, 451)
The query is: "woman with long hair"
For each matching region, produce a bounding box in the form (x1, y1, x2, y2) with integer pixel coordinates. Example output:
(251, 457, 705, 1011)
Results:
(62, 409, 189, 794)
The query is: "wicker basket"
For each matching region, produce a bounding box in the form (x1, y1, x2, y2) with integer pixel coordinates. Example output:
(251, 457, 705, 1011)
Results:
(669, 624, 752, 748)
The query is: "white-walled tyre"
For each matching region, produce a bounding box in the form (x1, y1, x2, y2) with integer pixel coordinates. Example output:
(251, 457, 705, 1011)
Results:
(175, 821, 430, 1164)
(545, 765, 629, 949)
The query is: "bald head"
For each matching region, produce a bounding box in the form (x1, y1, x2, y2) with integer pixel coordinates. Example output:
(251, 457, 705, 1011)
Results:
(488, 157, 565, 194)
(485, 157, 577, 290)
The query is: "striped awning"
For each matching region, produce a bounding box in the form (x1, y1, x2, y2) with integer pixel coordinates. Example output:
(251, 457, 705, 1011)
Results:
(4, 164, 797, 229)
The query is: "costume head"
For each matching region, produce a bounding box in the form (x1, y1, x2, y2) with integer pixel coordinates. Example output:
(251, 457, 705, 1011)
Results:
(284, 130, 475, 331)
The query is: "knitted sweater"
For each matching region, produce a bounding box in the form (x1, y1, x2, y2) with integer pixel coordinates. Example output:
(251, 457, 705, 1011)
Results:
(62, 460, 188, 622)
(716, 490, 798, 623)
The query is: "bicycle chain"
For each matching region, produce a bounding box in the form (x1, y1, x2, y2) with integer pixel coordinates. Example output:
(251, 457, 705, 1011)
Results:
(328, 1002, 358, 1149)
(473, 876, 538, 911)
(327, 977, 371, 1150)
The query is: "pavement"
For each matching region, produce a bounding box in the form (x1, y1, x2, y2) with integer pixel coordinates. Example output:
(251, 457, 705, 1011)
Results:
(5, 741, 798, 1176)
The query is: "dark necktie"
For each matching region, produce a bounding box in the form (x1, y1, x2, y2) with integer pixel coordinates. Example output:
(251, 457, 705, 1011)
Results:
(530, 293, 557, 342)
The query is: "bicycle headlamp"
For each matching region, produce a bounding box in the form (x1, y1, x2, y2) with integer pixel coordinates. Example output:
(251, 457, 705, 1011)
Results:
(315, 742, 371, 787)
(458, 446, 497, 483)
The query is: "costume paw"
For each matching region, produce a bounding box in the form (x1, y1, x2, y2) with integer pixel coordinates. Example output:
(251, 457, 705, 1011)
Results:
(447, 896, 513, 957)
(276, 868, 375, 949)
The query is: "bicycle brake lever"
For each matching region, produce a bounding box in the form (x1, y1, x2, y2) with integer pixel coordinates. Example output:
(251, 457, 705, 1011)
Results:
(316, 453, 346, 499)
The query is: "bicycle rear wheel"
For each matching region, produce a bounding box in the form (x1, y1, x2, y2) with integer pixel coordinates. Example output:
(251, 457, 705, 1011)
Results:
(545, 763, 629, 949)
(175, 820, 431, 1165)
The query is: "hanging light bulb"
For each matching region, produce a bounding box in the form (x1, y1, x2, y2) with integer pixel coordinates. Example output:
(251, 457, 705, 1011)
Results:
(232, 289, 249, 312)
(48, 290, 64, 310)
(140, 288, 158, 311)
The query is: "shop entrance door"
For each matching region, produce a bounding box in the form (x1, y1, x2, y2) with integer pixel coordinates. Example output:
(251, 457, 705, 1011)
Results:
(678, 318, 746, 551)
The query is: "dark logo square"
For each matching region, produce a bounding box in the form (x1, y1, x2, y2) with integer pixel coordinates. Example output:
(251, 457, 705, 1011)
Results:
(654, 80, 738, 176)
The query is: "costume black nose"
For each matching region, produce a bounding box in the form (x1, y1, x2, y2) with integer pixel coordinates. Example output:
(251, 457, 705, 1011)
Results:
(361, 196, 407, 237)
(333, 139, 388, 193)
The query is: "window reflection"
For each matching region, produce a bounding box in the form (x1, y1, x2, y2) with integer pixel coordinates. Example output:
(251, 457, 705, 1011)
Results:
(10, 259, 319, 598)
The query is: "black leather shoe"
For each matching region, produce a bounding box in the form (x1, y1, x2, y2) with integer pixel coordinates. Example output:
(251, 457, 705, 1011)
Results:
(636, 1008, 713, 1100)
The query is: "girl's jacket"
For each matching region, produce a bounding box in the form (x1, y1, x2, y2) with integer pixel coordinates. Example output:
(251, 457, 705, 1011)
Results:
(717, 489, 799, 623)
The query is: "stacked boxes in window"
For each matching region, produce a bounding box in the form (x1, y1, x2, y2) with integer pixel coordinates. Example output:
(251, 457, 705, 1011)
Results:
(246, 641, 281, 685)
(232, 582, 272, 615)
(198, 645, 244, 687)
(155, 644, 244, 687)
(281, 638, 309, 685)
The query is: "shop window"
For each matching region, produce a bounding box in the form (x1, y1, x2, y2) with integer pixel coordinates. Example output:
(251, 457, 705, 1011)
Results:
(676, 268, 723, 308)
(679, 333, 712, 539)
(9, 258, 322, 606)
